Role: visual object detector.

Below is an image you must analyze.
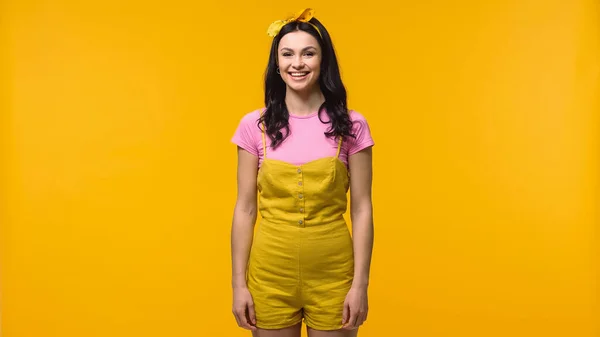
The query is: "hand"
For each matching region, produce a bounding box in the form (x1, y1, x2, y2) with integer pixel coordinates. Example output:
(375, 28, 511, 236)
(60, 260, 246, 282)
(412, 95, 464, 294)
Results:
(342, 286, 368, 330)
(232, 286, 257, 331)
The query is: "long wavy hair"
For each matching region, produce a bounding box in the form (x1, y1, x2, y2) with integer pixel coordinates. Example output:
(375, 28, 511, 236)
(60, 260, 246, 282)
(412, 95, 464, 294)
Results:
(257, 17, 355, 149)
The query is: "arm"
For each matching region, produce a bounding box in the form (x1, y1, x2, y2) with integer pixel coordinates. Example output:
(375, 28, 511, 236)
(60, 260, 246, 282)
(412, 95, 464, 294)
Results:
(348, 146, 374, 289)
(231, 147, 259, 289)
(342, 146, 374, 330)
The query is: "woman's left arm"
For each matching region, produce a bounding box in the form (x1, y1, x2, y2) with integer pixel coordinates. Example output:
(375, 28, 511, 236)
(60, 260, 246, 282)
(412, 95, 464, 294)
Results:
(349, 146, 374, 288)
(342, 146, 374, 330)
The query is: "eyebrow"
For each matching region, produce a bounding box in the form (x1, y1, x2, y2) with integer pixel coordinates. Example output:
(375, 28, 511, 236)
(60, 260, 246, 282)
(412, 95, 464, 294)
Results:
(279, 46, 318, 52)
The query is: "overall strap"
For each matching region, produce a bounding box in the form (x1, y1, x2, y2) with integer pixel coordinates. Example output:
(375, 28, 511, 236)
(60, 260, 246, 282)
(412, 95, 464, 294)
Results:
(261, 123, 267, 158)
(335, 136, 343, 158)
(259, 110, 267, 158)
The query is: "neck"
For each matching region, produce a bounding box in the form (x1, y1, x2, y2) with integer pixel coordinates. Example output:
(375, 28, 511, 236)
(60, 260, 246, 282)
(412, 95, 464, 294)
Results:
(285, 86, 325, 116)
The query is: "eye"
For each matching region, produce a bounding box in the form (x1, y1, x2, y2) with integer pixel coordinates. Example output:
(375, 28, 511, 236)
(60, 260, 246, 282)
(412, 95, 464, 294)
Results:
(304, 52, 315, 56)
(282, 52, 292, 57)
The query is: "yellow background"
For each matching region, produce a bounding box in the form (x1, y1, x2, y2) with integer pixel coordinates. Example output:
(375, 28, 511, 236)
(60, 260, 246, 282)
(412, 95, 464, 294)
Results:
(1, 1, 598, 336)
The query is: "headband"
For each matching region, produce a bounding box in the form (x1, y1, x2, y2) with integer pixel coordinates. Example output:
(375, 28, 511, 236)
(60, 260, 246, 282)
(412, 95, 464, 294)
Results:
(266, 8, 322, 38)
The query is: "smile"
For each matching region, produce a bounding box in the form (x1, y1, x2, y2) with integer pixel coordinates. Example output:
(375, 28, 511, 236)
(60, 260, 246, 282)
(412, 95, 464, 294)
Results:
(289, 71, 310, 79)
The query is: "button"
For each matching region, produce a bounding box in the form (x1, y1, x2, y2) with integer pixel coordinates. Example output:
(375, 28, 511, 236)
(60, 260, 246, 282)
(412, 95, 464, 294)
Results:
(298, 220, 303, 225)
(299, 208, 304, 213)
(298, 193, 303, 199)
(297, 168, 302, 173)
(298, 181, 303, 186)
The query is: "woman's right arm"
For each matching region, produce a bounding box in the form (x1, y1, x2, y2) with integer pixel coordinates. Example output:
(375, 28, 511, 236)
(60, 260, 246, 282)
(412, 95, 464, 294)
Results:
(231, 147, 258, 288)
(231, 147, 259, 330)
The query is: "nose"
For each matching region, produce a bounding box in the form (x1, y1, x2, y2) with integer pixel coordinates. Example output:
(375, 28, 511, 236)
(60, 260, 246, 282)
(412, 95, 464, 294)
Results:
(292, 56, 304, 69)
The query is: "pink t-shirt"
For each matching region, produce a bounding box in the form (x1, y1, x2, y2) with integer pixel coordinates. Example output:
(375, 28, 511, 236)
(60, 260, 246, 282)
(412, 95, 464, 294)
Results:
(231, 108, 374, 168)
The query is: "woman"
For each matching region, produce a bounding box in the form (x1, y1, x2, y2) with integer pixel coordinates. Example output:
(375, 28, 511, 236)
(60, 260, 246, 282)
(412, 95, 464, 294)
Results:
(230, 8, 375, 337)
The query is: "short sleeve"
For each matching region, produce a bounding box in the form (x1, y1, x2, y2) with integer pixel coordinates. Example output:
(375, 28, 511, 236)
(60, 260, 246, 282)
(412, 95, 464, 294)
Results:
(347, 111, 375, 156)
(231, 111, 261, 156)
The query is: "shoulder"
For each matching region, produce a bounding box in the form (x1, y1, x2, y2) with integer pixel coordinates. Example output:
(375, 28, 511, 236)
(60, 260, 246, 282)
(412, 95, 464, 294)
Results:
(233, 109, 262, 174)
(348, 110, 371, 130)
(347, 109, 372, 132)
(345, 109, 374, 154)
(348, 109, 368, 122)
(233, 108, 264, 136)
(237, 108, 264, 126)
(231, 108, 265, 153)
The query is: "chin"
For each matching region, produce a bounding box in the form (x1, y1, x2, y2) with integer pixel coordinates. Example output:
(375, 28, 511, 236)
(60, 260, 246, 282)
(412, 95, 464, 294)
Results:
(288, 84, 308, 92)
(286, 81, 318, 93)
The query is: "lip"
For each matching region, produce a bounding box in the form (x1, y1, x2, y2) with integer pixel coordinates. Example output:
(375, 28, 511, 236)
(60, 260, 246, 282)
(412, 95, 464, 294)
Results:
(288, 71, 310, 80)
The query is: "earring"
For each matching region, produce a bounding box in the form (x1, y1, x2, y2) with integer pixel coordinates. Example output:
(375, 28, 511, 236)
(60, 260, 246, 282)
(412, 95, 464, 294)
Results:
(277, 67, 280, 74)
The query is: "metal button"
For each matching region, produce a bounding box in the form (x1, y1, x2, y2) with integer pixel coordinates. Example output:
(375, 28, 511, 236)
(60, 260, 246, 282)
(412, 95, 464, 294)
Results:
(298, 181, 303, 186)
(298, 193, 303, 199)
(298, 220, 303, 225)
(297, 168, 302, 173)
(299, 208, 304, 213)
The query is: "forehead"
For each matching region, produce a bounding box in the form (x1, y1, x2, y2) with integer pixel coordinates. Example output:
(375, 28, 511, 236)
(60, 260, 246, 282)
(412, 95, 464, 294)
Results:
(278, 31, 320, 50)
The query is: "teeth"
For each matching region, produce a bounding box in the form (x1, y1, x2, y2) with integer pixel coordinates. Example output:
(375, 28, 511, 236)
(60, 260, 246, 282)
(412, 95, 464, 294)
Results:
(291, 72, 308, 76)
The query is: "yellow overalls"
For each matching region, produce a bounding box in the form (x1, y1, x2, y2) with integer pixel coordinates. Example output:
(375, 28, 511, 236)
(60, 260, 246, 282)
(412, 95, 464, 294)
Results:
(247, 129, 354, 330)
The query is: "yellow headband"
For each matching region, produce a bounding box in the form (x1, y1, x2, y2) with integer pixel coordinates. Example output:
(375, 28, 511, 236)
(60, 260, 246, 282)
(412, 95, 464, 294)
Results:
(267, 8, 322, 38)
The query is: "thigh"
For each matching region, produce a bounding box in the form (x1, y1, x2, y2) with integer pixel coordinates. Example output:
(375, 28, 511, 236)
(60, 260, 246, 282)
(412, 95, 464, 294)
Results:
(247, 279, 303, 329)
(301, 223, 353, 330)
(301, 278, 351, 331)
(306, 327, 358, 337)
(252, 322, 302, 337)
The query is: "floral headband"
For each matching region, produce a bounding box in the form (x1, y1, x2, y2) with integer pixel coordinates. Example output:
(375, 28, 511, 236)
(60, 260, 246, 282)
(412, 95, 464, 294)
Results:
(266, 8, 322, 38)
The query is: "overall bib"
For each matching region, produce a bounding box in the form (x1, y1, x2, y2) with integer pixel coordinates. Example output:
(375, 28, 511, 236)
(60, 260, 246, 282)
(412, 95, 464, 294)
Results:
(247, 130, 354, 330)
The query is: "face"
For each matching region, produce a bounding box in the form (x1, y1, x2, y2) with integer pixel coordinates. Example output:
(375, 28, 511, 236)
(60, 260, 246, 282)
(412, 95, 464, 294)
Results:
(277, 30, 322, 93)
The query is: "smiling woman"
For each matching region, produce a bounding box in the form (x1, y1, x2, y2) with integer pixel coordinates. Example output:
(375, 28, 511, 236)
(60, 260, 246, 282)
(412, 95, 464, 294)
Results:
(229, 8, 375, 337)
(278, 42, 320, 91)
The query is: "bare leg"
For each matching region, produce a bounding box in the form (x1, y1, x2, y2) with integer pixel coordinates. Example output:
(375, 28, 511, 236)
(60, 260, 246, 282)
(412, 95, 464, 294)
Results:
(306, 326, 358, 337)
(252, 322, 302, 337)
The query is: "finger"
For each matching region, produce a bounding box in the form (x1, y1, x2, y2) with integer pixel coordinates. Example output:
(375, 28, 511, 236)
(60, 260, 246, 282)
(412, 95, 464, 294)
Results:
(343, 308, 358, 330)
(247, 302, 257, 326)
(341, 302, 349, 325)
(238, 310, 254, 330)
(343, 307, 354, 329)
(356, 311, 367, 327)
(244, 305, 257, 331)
(232, 310, 242, 327)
